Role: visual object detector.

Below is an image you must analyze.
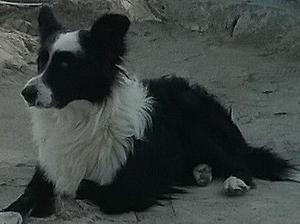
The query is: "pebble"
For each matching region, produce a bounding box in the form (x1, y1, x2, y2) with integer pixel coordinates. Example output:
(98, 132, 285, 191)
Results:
(0, 212, 23, 224)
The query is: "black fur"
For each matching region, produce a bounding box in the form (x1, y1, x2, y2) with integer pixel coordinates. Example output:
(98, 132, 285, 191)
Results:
(38, 6, 62, 44)
(245, 146, 294, 181)
(4, 167, 55, 217)
(3, 6, 295, 219)
(75, 76, 293, 214)
(89, 13, 130, 66)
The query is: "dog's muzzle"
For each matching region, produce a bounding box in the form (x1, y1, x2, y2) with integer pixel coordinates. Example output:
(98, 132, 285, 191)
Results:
(21, 75, 53, 108)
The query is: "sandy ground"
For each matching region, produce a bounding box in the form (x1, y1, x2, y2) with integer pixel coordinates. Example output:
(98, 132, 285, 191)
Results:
(0, 1, 300, 223)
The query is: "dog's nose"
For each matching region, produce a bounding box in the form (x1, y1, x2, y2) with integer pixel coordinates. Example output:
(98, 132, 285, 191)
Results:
(21, 85, 38, 106)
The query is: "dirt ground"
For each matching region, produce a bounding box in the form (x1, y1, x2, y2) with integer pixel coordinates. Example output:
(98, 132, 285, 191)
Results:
(0, 1, 300, 223)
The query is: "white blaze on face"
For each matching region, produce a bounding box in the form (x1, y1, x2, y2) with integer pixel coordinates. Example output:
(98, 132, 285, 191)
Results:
(52, 31, 82, 53)
(22, 31, 82, 108)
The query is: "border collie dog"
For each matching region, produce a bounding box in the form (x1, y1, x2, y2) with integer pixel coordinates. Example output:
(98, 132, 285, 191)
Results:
(3, 6, 297, 219)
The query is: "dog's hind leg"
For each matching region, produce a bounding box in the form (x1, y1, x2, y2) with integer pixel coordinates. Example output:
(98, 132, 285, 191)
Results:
(188, 136, 253, 195)
(209, 147, 253, 196)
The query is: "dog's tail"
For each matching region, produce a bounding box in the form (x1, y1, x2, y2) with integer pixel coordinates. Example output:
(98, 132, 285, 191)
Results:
(245, 146, 300, 183)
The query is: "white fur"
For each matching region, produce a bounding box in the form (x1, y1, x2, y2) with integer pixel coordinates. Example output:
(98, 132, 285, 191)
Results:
(52, 31, 82, 53)
(29, 74, 153, 196)
(223, 176, 250, 195)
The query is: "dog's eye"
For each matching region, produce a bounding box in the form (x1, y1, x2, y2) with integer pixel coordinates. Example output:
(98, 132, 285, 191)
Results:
(37, 50, 49, 71)
(60, 61, 69, 68)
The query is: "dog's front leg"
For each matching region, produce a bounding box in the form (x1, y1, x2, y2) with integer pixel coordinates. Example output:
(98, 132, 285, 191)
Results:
(3, 166, 55, 218)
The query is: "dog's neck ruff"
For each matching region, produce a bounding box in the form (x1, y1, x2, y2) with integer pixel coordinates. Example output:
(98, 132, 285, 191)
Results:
(30, 73, 153, 196)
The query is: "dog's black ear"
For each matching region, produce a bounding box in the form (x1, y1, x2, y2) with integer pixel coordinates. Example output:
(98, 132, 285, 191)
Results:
(38, 6, 62, 43)
(90, 14, 130, 60)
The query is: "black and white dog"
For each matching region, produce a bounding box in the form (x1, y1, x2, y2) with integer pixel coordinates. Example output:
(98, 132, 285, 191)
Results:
(3, 6, 298, 219)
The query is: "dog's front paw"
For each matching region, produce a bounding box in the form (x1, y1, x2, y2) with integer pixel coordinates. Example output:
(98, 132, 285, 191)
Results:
(223, 176, 250, 196)
(0, 211, 23, 224)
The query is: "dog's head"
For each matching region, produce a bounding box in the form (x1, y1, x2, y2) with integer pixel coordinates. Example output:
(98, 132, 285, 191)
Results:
(21, 6, 130, 108)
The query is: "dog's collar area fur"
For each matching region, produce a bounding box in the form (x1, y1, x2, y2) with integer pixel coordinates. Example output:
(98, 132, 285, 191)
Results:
(30, 73, 153, 196)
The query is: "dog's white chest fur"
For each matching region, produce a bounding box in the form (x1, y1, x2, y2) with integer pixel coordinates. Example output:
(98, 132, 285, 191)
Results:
(30, 76, 153, 196)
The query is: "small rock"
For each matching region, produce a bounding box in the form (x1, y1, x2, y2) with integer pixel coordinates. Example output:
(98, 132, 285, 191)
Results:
(262, 90, 274, 94)
(273, 112, 287, 116)
(144, 31, 151, 36)
(190, 24, 200, 32)
(182, 23, 201, 32)
(0, 212, 23, 224)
